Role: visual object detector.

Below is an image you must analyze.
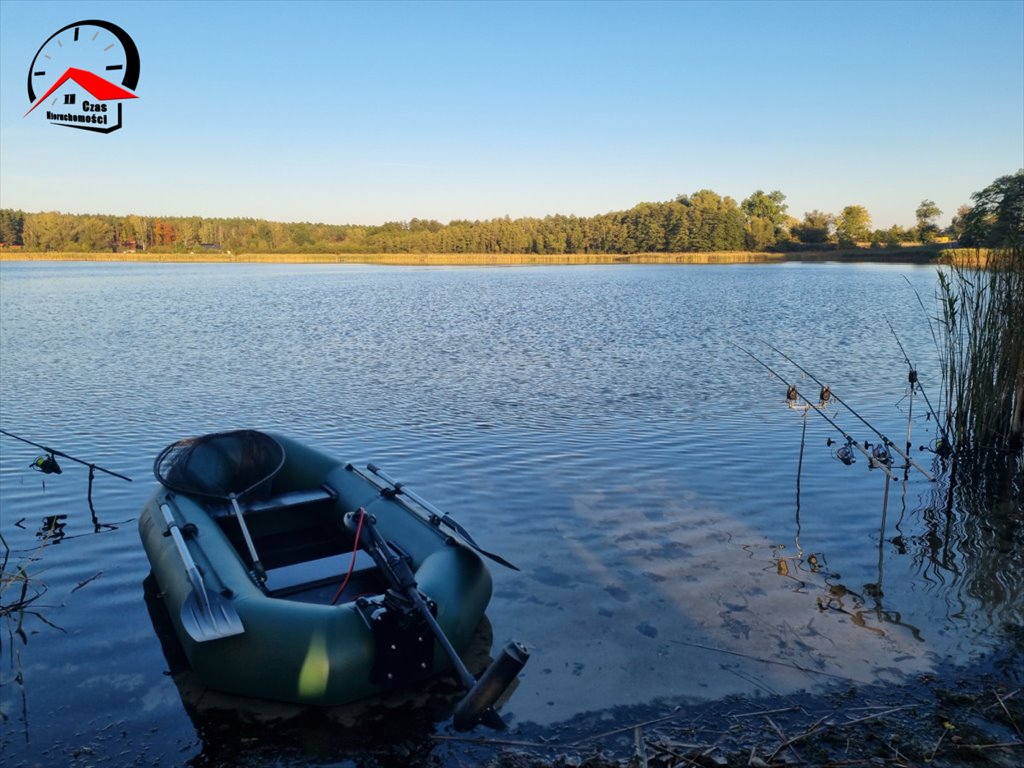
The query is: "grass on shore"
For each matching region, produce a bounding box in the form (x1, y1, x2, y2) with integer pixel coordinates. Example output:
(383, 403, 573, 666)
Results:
(0, 246, 949, 266)
(0, 251, 780, 265)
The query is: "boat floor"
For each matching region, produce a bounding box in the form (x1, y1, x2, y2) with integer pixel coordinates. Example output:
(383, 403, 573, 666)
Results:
(210, 495, 390, 605)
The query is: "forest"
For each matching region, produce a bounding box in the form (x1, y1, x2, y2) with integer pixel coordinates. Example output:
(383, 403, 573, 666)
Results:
(1, 172, 1019, 255)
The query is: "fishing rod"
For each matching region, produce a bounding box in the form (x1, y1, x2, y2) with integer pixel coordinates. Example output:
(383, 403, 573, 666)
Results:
(0, 429, 133, 524)
(733, 343, 898, 481)
(0, 429, 132, 481)
(885, 319, 943, 427)
(758, 341, 935, 481)
(884, 319, 951, 460)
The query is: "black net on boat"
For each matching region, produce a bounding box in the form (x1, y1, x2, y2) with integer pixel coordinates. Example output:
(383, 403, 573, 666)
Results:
(153, 429, 285, 500)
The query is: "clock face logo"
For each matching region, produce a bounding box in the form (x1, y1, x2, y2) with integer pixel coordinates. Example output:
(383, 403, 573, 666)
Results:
(25, 20, 140, 134)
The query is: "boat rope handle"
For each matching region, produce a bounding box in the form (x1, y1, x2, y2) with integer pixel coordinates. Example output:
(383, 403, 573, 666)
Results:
(330, 507, 367, 605)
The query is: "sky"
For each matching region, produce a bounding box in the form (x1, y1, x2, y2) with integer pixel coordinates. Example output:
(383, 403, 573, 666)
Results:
(0, 0, 1021, 230)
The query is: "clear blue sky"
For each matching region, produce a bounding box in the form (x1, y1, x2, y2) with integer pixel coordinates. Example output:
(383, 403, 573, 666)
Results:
(1, 0, 1021, 230)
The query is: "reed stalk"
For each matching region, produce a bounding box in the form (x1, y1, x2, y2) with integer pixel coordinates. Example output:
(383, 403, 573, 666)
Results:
(935, 247, 1024, 455)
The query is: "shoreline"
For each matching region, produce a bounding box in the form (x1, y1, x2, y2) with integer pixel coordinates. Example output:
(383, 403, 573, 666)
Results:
(0, 247, 952, 266)
(473, 629, 1024, 767)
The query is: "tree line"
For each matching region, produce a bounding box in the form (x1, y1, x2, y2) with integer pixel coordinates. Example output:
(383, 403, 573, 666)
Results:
(1, 172, 1019, 254)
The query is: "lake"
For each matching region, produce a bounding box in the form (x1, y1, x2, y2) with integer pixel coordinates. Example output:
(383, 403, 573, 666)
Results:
(1, 260, 1019, 766)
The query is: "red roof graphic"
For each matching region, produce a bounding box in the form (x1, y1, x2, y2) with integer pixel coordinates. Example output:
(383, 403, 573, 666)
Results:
(24, 67, 138, 117)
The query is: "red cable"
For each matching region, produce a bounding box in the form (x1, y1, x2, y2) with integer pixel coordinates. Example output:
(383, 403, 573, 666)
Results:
(330, 507, 366, 605)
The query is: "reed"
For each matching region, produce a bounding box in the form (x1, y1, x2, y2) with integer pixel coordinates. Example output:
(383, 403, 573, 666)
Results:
(0, 531, 55, 642)
(0, 250, 786, 265)
(935, 247, 1024, 454)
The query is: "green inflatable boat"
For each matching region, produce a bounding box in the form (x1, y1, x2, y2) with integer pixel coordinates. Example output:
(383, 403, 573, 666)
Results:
(139, 429, 527, 729)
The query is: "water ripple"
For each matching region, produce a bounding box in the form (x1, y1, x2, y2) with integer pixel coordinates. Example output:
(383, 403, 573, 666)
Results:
(1, 261, 1017, 745)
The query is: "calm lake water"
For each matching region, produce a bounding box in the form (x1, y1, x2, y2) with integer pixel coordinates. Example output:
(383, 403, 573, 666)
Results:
(1, 261, 1020, 766)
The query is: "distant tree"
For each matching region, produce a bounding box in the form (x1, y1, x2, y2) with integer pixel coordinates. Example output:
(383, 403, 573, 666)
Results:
(871, 227, 898, 247)
(744, 216, 776, 250)
(792, 210, 834, 244)
(287, 222, 313, 248)
(22, 211, 70, 251)
(871, 224, 916, 247)
(958, 170, 1024, 248)
(72, 216, 115, 251)
(663, 203, 689, 251)
(121, 214, 148, 249)
(915, 199, 942, 242)
(741, 190, 788, 228)
(678, 190, 745, 251)
(0, 209, 25, 245)
(777, 215, 800, 244)
(17, 185, 1003, 255)
(623, 202, 667, 252)
(946, 204, 971, 241)
(834, 205, 872, 246)
(741, 190, 788, 249)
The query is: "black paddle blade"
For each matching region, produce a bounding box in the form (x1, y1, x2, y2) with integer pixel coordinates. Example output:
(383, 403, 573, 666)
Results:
(440, 514, 520, 571)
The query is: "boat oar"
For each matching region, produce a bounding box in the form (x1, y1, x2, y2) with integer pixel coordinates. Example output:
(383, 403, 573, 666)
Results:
(345, 510, 529, 730)
(159, 497, 244, 642)
(363, 463, 519, 571)
(228, 493, 267, 585)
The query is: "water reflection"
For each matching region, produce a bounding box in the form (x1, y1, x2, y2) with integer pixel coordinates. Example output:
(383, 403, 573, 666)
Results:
(911, 451, 1024, 632)
(36, 515, 68, 543)
(1, 528, 61, 746)
(2, 510, 122, 616)
(141, 575, 505, 765)
(777, 394, 928, 646)
(779, 395, 1022, 654)
(2, 262, 1021, 757)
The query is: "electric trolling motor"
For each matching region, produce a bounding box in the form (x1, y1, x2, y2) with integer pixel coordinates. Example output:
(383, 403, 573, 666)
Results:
(345, 510, 528, 730)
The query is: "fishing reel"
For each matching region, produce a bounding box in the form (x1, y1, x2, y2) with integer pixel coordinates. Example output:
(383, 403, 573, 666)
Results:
(921, 436, 953, 459)
(786, 385, 799, 407)
(818, 385, 831, 406)
(30, 453, 62, 474)
(867, 441, 893, 469)
(826, 437, 856, 466)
